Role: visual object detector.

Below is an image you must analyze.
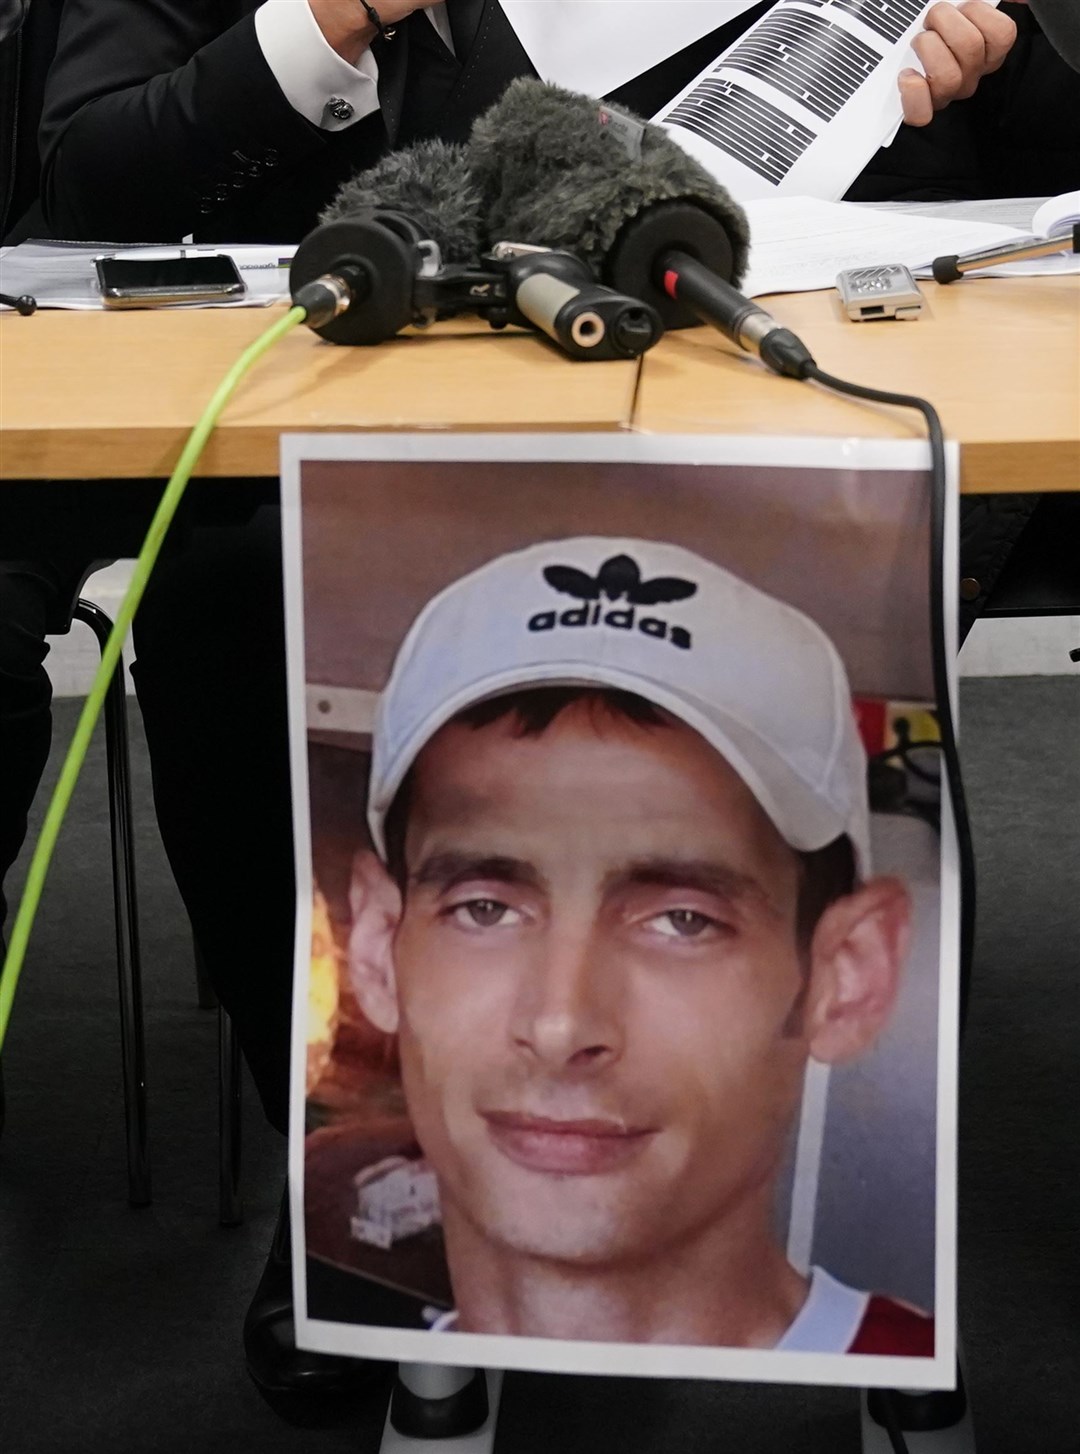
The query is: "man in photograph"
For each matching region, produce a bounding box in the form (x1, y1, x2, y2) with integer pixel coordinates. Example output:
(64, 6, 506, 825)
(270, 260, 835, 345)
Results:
(343, 536, 931, 1356)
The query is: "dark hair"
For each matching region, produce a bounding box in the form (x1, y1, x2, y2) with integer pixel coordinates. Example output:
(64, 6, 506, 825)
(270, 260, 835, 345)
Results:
(382, 687, 857, 947)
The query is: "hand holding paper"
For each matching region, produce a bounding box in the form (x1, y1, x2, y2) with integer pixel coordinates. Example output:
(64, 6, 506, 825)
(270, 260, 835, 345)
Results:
(656, 0, 1021, 199)
(899, 0, 1017, 125)
(499, 1, 1023, 203)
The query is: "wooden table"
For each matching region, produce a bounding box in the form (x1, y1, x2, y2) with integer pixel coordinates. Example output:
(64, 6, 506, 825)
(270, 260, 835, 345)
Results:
(0, 310, 640, 480)
(635, 276, 1080, 495)
(2, 276, 1077, 491)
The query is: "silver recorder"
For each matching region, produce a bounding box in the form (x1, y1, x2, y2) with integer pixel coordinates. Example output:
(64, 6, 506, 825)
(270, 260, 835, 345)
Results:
(836, 264, 924, 321)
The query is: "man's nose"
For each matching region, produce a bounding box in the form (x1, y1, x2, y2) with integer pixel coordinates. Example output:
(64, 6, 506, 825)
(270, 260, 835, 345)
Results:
(509, 930, 623, 1071)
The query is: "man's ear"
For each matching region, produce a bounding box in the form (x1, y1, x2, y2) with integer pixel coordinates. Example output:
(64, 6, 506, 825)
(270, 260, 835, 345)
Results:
(346, 850, 404, 1035)
(805, 876, 912, 1066)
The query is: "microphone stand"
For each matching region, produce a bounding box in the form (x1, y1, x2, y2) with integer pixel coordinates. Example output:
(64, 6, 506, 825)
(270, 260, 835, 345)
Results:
(0, 291, 37, 314)
(377, 1364, 502, 1452)
(931, 223, 1079, 283)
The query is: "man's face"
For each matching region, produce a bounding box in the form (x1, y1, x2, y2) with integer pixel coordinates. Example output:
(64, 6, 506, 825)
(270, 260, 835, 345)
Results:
(380, 702, 819, 1270)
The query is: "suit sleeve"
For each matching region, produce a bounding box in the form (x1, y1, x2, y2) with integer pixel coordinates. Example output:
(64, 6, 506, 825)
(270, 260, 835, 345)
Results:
(39, 0, 331, 241)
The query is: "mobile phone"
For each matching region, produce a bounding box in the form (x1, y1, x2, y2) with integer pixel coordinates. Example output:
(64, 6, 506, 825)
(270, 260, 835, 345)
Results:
(835, 265, 923, 322)
(95, 254, 246, 307)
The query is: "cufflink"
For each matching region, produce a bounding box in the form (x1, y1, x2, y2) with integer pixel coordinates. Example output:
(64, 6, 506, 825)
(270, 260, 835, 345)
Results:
(326, 96, 354, 122)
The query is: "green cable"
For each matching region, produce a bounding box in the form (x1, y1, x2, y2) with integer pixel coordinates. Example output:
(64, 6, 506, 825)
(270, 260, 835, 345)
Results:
(0, 304, 308, 1053)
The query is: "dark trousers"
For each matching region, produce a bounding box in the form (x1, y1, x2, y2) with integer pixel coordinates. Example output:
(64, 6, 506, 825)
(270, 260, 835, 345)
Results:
(0, 481, 294, 1134)
(0, 559, 59, 931)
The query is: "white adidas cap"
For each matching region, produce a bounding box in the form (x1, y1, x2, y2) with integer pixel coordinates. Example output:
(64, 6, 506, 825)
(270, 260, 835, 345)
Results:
(368, 537, 870, 873)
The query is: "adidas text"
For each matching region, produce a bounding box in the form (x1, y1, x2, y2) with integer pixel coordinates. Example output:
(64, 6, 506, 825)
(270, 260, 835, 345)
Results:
(527, 604, 692, 650)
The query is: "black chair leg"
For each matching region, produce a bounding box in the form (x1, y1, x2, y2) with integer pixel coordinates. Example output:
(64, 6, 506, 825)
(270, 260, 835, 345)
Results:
(74, 600, 151, 1207)
(218, 1007, 243, 1226)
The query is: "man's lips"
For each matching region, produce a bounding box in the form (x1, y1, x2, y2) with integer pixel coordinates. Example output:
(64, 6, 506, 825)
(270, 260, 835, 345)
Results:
(481, 1110, 656, 1176)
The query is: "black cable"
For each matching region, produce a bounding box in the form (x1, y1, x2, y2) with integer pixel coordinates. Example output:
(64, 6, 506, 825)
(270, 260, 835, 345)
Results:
(877, 1388, 913, 1454)
(658, 272, 977, 1018)
(670, 286, 970, 1454)
(805, 364, 976, 1032)
(871, 739, 943, 789)
(803, 365, 977, 1454)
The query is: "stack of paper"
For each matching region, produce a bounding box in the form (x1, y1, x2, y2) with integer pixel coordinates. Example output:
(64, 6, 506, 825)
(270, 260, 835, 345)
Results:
(740, 195, 1080, 299)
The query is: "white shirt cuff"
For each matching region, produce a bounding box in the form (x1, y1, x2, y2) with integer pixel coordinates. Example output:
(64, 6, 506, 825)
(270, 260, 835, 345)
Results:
(255, 0, 381, 132)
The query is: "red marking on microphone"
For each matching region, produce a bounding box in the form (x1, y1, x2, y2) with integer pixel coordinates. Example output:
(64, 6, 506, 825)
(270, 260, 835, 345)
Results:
(663, 268, 680, 299)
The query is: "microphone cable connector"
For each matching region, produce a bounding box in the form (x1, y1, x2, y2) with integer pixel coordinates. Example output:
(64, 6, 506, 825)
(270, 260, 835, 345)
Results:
(292, 264, 370, 329)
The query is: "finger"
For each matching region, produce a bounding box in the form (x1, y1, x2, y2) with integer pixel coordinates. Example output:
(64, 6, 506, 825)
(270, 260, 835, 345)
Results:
(921, 2, 987, 93)
(911, 29, 967, 106)
(898, 68, 935, 126)
(956, 0, 1018, 73)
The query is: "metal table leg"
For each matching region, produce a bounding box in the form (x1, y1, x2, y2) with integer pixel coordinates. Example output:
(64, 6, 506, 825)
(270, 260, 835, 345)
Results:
(75, 600, 151, 1208)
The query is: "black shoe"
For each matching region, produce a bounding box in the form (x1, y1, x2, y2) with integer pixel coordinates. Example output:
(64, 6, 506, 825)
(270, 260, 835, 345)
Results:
(244, 1194, 383, 1426)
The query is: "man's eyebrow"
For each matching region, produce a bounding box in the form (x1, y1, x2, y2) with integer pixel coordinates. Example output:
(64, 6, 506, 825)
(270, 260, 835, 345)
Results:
(410, 852, 544, 893)
(603, 858, 780, 918)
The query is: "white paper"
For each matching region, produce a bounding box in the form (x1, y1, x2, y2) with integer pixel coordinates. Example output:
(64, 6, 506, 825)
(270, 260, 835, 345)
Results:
(654, 0, 997, 202)
(0, 241, 296, 310)
(739, 197, 1080, 297)
(740, 197, 1021, 296)
(1032, 189, 1080, 239)
(498, 0, 760, 99)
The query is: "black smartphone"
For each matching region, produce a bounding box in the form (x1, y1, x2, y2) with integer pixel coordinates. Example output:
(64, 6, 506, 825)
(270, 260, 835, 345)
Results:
(95, 253, 246, 307)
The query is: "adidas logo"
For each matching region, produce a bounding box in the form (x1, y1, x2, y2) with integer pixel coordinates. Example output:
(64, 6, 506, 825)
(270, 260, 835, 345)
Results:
(527, 554, 697, 650)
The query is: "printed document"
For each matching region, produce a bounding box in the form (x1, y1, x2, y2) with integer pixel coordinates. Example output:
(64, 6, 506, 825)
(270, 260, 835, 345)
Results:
(653, 0, 999, 201)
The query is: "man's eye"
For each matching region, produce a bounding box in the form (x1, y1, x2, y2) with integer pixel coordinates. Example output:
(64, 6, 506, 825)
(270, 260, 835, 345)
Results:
(650, 909, 720, 939)
(449, 899, 520, 929)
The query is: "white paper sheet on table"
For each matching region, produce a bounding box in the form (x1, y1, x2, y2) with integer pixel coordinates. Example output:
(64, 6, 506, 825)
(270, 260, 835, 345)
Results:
(0, 241, 296, 310)
(739, 197, 1080, 298)
(498, 1, 760, 99)
(654, 0, 999, 203)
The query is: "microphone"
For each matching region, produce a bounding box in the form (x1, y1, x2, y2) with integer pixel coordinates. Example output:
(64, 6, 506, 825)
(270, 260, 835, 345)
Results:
(318, 138, 483, 267)
(465, 80, 814, 378)
(290, 139, 483, 341)
(466, 80, 749, 327)
(290, 135, 661, 358)
(657, 254, 814, 379)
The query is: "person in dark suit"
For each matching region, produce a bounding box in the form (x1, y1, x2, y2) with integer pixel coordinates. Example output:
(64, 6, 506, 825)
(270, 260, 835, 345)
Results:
(36, 0, 1018, 244)
(0, 0, 1021, 1423)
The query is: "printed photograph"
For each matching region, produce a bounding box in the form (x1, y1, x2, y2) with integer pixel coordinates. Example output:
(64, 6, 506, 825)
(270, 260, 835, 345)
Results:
(282, 435, 958, 1388)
